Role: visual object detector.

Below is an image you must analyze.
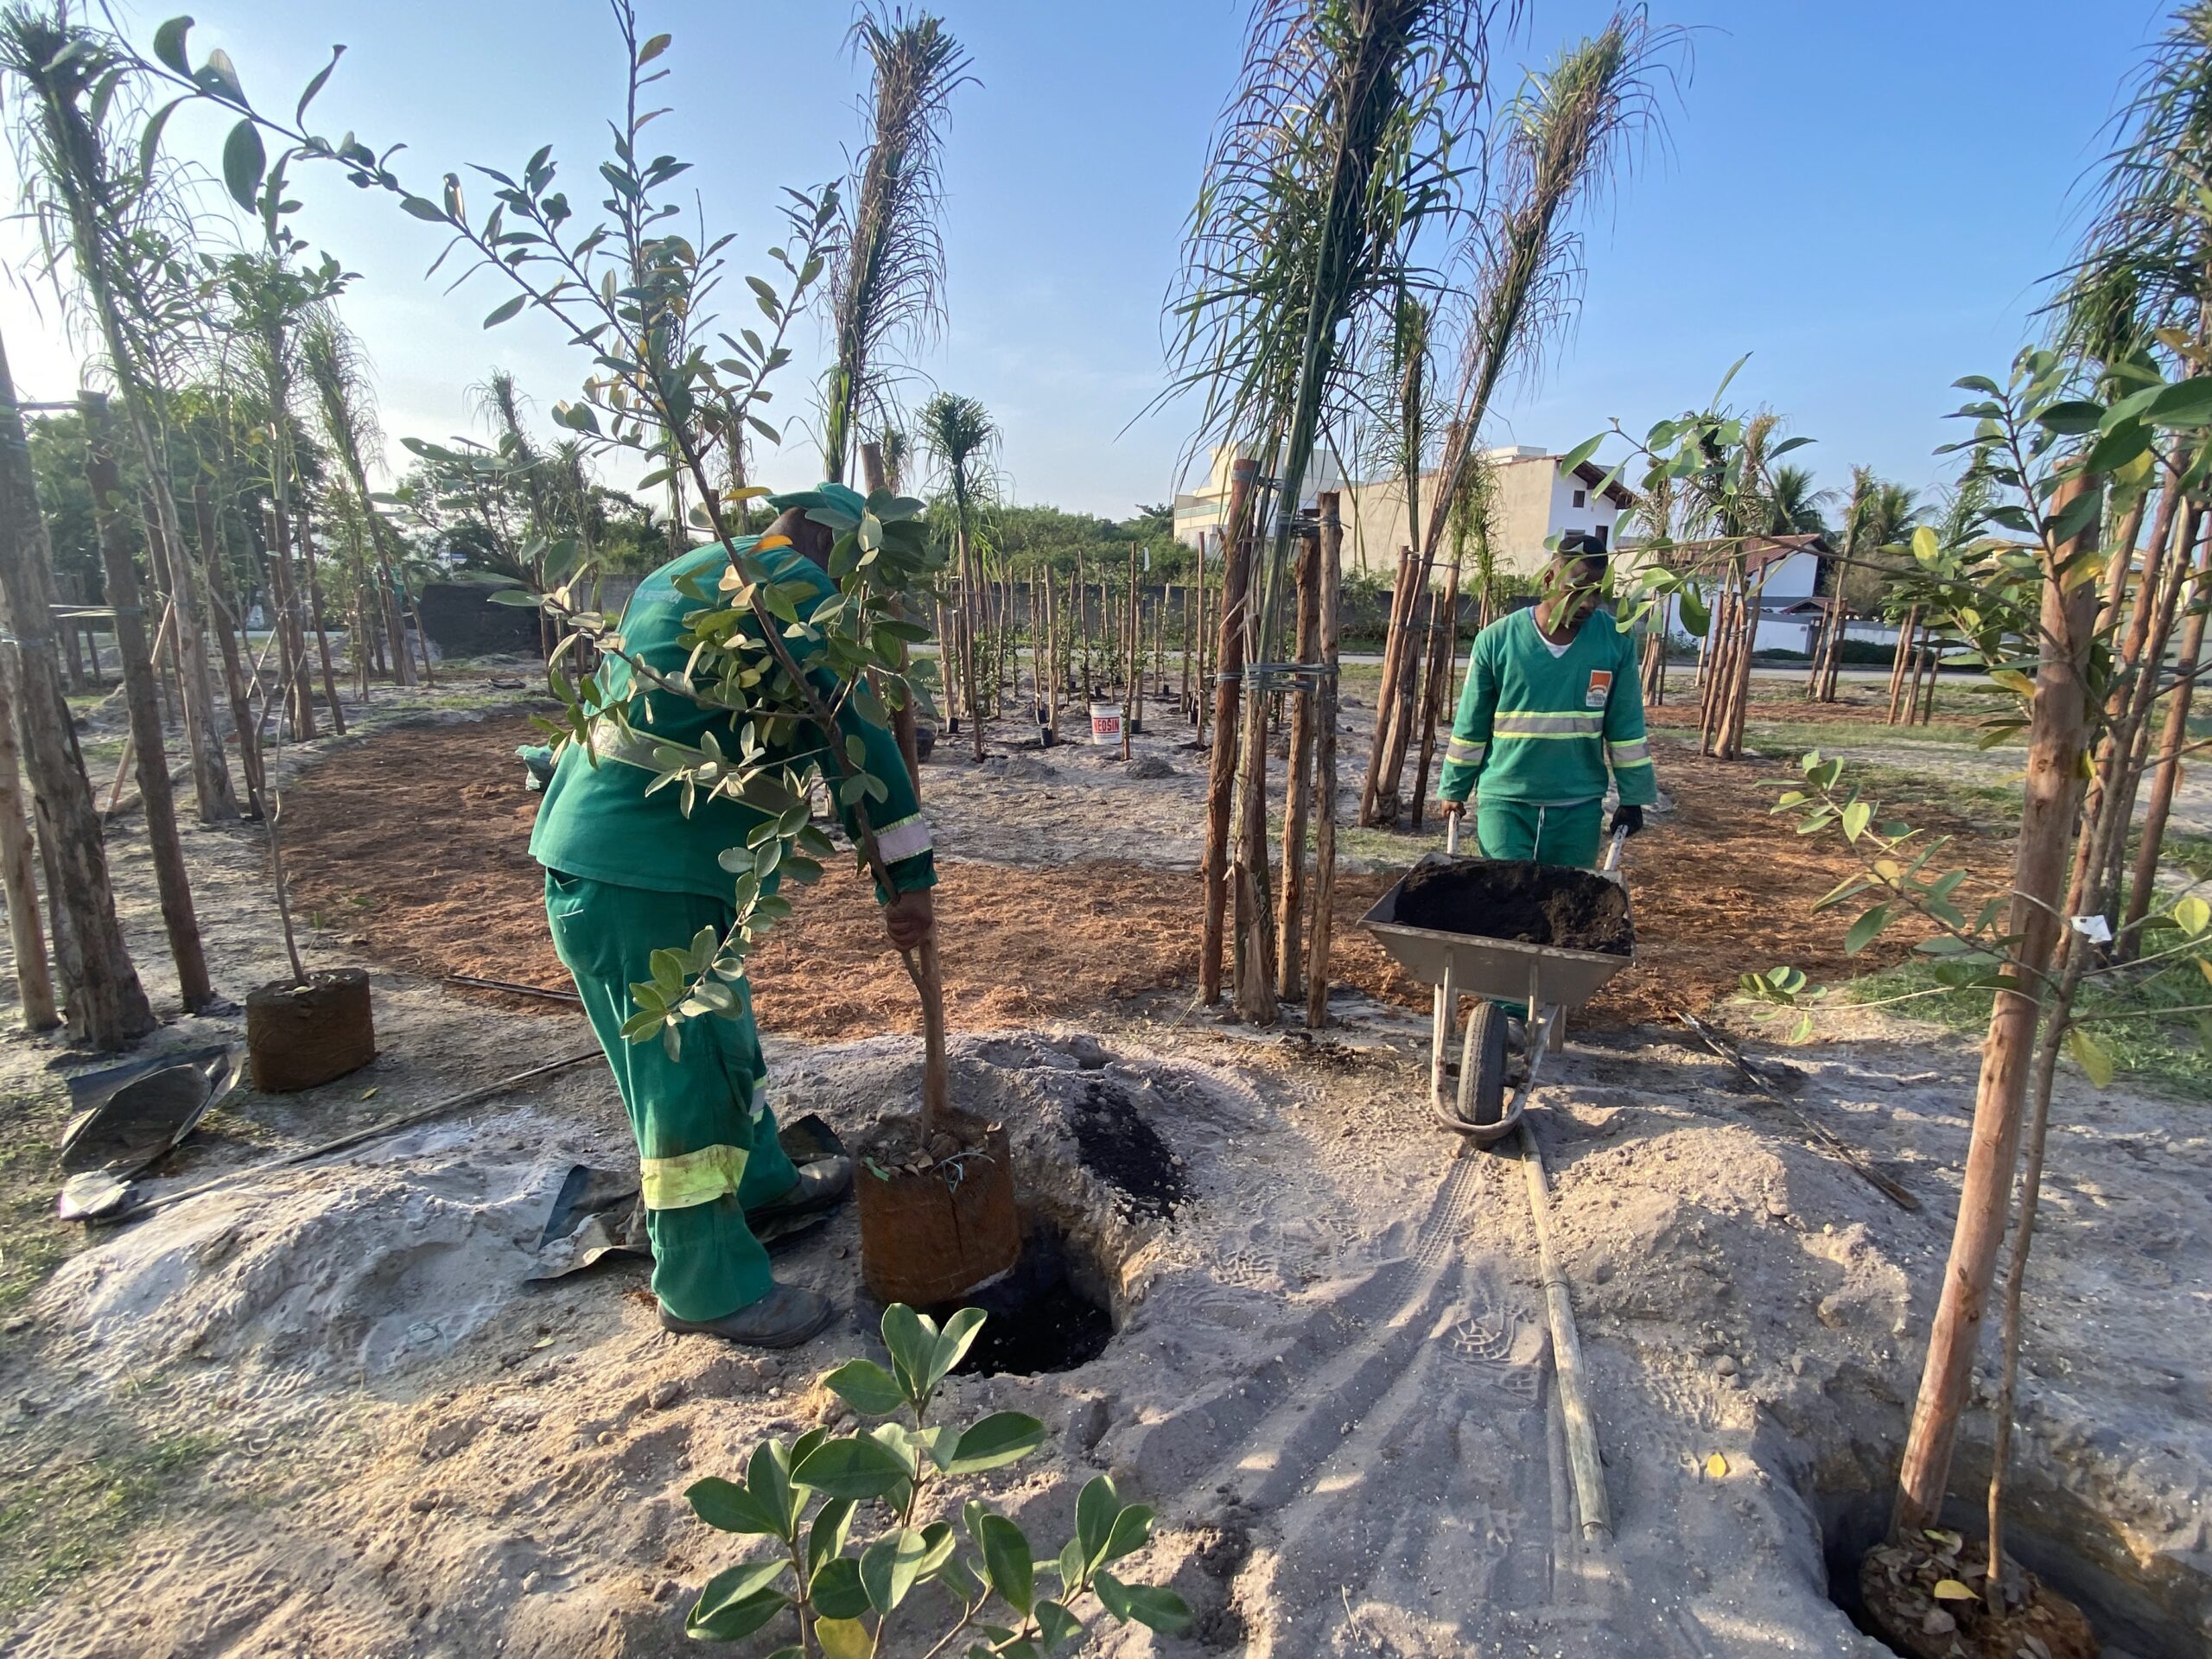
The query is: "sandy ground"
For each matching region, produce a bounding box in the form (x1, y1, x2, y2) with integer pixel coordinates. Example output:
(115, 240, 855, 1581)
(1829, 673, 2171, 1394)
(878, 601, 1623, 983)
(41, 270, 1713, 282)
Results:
(0, 670, 2205, 1657)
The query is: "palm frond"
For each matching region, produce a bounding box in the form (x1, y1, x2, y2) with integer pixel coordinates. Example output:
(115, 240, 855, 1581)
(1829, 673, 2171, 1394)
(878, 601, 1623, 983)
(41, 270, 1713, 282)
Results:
(916, 390, 996, 512)
(823, 5, 973, 485)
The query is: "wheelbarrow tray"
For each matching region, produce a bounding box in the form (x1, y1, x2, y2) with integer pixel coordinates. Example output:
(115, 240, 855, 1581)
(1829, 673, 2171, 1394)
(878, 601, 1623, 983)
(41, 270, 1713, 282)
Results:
(1359, 852, 1634, 1014)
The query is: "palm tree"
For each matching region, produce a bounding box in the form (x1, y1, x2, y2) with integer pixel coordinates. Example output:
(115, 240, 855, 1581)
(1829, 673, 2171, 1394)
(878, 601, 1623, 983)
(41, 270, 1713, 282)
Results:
(1765, 463, 1834, 537)
(822, 8, 971, 486)
(918, 392, 995, 763)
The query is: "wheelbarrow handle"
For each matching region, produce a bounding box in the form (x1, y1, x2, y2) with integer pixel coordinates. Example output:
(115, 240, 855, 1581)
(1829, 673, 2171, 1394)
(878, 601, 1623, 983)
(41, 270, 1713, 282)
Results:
(1602, 823, 1630, 874)
(1446, 810, 1461, 856)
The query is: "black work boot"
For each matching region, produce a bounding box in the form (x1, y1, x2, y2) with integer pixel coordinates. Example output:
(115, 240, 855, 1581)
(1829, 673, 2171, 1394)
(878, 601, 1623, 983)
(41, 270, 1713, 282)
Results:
(746, 1154, 853, 1230)
(659, 1282, 836, 1350)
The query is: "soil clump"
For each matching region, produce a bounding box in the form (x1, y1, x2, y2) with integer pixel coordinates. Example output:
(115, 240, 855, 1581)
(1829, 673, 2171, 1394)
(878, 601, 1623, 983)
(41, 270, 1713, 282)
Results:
(1395, 857, 1635, 955)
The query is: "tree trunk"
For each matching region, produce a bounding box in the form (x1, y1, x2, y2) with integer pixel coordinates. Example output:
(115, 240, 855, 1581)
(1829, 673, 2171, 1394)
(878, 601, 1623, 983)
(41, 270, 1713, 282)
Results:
(1716, 575, 1765, 760)
(1886, 607, 1917, 721)
(86, 403, 213, 1013)
(2120, 522, 2211, 957)
(1305, 496, 1344, 1030)
(195, 486, 264, 817)
(1200, 461, 1259, 1006)
(296, 505, 347, 738)
(1410, 552, 1461, 829)
(1277, 523, 1321, 1001)
(1194, 535, 1211, 737)
(0, 641, 57, 1031)
(1358, 549, 1420, 825)
(1892, 475, 2101, 1535)
(1122, 545, 1138, 761)
(264, 506, 315, 741)
(0, 347, 151, 1048)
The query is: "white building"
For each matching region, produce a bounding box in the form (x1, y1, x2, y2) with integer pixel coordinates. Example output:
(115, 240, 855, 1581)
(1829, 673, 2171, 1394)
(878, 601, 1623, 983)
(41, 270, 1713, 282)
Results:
(1172, 443, 1634, 578)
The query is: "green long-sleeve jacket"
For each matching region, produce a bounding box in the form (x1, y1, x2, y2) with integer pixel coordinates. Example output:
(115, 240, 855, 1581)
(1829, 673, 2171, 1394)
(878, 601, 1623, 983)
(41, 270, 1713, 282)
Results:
(530, 537, 935, 901)
(1437, 606, 1656, 810)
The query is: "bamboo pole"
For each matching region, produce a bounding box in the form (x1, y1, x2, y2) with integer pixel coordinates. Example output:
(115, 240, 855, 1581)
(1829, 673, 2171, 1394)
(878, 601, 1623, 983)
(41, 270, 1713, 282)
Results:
(1200, 461, 1259, 1005)
(86, 402, 213, 1012)
(1305, 495, 1343, 1030)
(1885, 607, 1916, 721)
(1893, 474, 2101, 1534)
(0, 642, 57, 1031)
(1358, 548, 1420, 825)
(1194, 533, 1211, 737)
(1277, 522, 1321, 1001)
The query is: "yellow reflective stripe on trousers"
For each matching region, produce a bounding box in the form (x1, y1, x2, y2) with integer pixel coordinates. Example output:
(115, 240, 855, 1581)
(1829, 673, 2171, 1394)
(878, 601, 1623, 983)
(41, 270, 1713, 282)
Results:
(640, 1142, 750, 1210)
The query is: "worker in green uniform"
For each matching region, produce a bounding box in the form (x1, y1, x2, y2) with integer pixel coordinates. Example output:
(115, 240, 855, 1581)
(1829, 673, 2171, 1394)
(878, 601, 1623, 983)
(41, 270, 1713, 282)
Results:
(531, 483, 936, 1350)
(1437, 532, 1656, 868)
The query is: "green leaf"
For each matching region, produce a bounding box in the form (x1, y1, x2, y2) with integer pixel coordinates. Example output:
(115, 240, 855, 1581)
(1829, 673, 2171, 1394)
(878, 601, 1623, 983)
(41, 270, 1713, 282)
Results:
(687, 1476, 785, 1538)
(1557, 433, 1605, 475)
(790, 1433, 912, 1500)
(221, 118, 265, 211)
(1840, 801, 1872, 843)
(2145, 377, 2212, 428)
(1075, 1476, 1119, 1570)
(2032, 399, 2104, 435)
(978, 1514, 1033, 1613)
(1844, 904, 1891, 956)
(813, 1615, 873, 1659)
(638, 30, 673, 63)
(927, 1306, 987, 1390)
(810, 1555, 869, 1620)
(152, 16, 194, 75)
(1099, 1503, 1156, 1563)
(880, 1302, 937, 1398)
(686, 1558, 790, 1640)
(943, 1412, 1047, 1476)
(483, 293, 527, 328)
(807, 1497, 855, 1579)
(2084, 418, 2152, 477)
(486, 588, 543, 607)
(822, 1359, 909, 1417)
(1091, 1573, 1192, 1633)
(1676, 584, 1709, 639)
(861, 1526, 931, 1614)
(2066, 1025, 2114, 1089)
(1035, 1599, 1083, 1647)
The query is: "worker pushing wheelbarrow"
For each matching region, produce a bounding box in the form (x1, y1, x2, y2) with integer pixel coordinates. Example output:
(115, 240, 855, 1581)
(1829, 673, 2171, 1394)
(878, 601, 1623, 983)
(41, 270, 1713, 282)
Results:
(1363, 532, 1655, 1145)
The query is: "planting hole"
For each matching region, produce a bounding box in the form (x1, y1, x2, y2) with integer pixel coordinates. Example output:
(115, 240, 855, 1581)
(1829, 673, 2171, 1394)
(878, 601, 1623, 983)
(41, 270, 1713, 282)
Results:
(944, 1223, 1116, 1377)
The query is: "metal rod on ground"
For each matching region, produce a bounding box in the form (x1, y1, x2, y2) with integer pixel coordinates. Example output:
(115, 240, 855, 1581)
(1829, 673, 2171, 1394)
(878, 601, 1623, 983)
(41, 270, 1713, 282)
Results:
(1676, 1011, 1919, 1211)
(444, 973, 582, 1004)
(1516, 1116, 1611, 1541)
(105, 1048, 606, 1225)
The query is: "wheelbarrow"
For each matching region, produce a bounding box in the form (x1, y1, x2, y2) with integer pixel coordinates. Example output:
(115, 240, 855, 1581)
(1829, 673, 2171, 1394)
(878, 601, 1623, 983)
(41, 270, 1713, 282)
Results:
(1360, 818, 1633, 1147)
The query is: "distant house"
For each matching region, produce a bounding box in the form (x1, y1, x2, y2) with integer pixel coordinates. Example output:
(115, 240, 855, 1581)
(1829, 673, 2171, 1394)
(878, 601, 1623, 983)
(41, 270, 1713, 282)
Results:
(1627, 532, 1863, 653)
(1171, 443, 1635, 579)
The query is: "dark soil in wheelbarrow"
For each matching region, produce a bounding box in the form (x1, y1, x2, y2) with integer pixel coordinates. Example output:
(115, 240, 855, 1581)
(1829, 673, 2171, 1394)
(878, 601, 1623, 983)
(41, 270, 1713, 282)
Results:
(1395, 859, 1634, 956)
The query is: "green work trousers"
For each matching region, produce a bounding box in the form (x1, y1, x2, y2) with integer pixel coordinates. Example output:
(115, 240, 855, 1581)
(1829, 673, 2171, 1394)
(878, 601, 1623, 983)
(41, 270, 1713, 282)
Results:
(1473, 797, 1605, 869)
(543, 870, 800, 1321)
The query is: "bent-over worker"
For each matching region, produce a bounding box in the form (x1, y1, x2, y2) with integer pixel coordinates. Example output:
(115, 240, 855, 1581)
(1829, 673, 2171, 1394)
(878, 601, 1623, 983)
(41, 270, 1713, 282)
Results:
(531, 483, 936, 1350)
(1436, 531, 1656, 867)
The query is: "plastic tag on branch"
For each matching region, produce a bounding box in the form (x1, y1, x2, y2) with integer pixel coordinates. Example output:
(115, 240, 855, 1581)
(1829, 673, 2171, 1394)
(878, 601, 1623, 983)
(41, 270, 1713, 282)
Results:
(2069, 914, 2113, 944)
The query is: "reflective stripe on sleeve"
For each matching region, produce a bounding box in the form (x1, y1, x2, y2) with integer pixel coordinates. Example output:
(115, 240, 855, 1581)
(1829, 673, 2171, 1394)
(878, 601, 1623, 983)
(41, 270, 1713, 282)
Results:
(1607, 739, 1652, 768)
(639, 1142, 749, 1210)
(1445, 736, 1486, 766)
(874, 812, 933, 864)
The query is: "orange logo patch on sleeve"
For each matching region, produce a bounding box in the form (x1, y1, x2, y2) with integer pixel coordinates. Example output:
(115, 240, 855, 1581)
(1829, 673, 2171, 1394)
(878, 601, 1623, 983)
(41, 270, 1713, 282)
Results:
(1586, 669, 1612, 709)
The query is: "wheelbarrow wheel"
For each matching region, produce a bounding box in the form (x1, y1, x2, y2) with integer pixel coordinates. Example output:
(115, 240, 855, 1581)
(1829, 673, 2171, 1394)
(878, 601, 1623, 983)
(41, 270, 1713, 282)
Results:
(1457, 1001, 1510, 1128)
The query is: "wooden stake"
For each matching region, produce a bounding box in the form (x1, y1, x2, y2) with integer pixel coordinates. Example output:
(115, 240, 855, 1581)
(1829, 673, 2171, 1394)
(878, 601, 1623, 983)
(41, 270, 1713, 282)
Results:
(1122, 543, 1138, 760)
(1199, 461, 1258, 1005)
(1893, 474, 2101, 1535)
(2120, 519, 2212, 954)
(1358, 548, 1420, 824)
(1305, 496, 1343, 1030)
(87, 403, 214, 1012)
(0, 642, 58, 1031)
(1409, 551, 1461, 828)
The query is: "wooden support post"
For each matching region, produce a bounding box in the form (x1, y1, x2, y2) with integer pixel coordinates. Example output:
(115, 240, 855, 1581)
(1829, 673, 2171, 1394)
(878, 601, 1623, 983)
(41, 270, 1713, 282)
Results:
(1358, 548, 1421, 824)
(0, 643, 57, 1030)
(87, 404, 213, 1011)
(1409, 552, 1461, 828)
(1276, 522, 1321, 1001)
(1305, 496, 1343, 1030)
(2121, 520, 2212, 956)
(1893, 475, 2101, 1535)
(1199, 461, 1258, 1006)
(1122, 543, 1138, 759)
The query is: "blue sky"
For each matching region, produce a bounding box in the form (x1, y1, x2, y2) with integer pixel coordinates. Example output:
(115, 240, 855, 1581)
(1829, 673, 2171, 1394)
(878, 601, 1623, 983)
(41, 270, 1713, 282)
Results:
(0, 0, 2174, 519)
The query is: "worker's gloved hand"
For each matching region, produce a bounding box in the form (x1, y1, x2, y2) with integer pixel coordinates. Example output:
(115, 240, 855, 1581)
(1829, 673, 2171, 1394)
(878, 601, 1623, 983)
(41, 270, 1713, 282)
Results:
(1611, 803, 1645, 837)
(883, 887, 936, 951)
